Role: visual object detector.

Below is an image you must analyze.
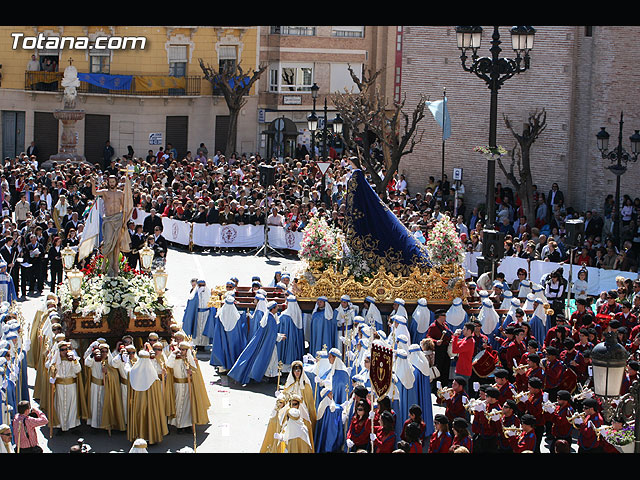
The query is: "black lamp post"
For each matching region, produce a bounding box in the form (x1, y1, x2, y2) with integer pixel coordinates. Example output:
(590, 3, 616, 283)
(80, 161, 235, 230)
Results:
(456, 25, 535, 228)
(308, 83, 319, 160)
(591, 331, 640, 453)
(596, 111, 640, 248)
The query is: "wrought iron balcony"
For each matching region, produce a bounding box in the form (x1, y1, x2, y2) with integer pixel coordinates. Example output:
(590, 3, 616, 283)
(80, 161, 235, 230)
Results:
(25, 71, 202, 96)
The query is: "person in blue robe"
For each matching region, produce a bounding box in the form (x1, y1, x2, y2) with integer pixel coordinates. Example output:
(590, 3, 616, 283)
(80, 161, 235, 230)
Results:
(528, 298, 549, 344)
(304, 349, 331, 409)
(248, 293, 268, 341)
(309, 297, 336, 356)
(277, 295, 305, 368)
(322, 348, 351, 406)
(313, 385, 345, 453)
(228, 301, 282, 385)
(391, 349, 419, 442)
(409, 298, 434, 345)
(363, 296, 384, 332)
(0, 262, 17, 304)
(209, 294, 247, 371)
(181, 280, 206, 339)
(446, 297, 468, 332)
(4, 325, 28, 402)
(408, 344, 435, 442)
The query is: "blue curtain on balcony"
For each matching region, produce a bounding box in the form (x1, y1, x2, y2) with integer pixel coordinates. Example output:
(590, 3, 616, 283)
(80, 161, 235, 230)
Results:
(77, 73, 133, 90)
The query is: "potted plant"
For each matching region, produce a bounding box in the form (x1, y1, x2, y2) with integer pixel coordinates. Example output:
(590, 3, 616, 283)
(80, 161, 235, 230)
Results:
(473, 144, 508, 161)
(601, 423, 635, 453)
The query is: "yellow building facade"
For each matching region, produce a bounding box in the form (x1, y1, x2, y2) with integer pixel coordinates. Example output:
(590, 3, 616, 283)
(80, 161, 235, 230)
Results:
(0, 26, 260, 163)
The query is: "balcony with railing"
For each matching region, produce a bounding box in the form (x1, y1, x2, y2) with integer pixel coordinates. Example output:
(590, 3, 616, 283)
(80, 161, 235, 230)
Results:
(25, 71, 202, 96)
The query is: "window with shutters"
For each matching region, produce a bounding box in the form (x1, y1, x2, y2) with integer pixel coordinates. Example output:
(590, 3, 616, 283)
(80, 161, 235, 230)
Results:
(331, 26, 364, 38)
(168, 45, 188, 77)
(218, 45, 237, 73)
(271, 26, 315, 36)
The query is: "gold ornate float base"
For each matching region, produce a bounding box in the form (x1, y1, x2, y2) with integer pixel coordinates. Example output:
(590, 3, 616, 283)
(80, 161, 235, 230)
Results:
(292, 263, 467, 306)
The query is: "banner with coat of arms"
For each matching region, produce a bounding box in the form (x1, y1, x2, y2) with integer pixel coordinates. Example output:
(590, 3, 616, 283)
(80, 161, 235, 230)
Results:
(370, 343, 394, 399)
(192, 223, 265, 248)
(161, 217, 192, 246)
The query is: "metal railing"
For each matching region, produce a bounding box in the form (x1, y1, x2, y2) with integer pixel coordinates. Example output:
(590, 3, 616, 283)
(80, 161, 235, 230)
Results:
(25, 71, 202, 96)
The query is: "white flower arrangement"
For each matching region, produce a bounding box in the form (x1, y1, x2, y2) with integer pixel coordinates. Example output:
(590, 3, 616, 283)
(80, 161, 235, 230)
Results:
(59, 273, 170, 322)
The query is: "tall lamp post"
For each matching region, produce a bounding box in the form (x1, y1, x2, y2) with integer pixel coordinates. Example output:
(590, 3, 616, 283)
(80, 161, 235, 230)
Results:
(591, 331, 639, 453)
(308, 83, 319, 160)
(455, 25, 536, 228)
(596, 112, 640, 248)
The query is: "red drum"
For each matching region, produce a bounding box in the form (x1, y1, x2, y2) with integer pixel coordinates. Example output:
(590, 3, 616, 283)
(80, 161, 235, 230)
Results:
(472, 348, 498, 378)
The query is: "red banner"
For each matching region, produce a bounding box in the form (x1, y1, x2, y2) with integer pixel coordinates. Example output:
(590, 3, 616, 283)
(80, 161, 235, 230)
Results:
(370, 343, 394, 399)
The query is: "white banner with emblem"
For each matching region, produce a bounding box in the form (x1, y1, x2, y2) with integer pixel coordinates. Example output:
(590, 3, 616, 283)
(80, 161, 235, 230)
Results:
(192, 223, 265, 248)
(267, 226, 303, 251)
(161, 216, 192, 246)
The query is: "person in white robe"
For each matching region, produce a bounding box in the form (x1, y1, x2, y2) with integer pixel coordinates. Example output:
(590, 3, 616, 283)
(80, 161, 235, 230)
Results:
(47, 341, 82, 432)
(84, 343, 113, 429)
(166, 342, 198, 432)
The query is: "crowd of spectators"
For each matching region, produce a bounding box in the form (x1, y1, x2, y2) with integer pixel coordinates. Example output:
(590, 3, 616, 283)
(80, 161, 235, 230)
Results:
(1, 138, 639, 300)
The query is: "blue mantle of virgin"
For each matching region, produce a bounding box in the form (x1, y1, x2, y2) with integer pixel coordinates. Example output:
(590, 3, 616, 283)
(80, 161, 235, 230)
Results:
(344, 169, 431, 275)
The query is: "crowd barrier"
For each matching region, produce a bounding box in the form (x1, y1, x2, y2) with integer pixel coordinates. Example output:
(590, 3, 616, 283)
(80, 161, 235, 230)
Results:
(463, 251, 639, 296)
(132, 208, 304, 251)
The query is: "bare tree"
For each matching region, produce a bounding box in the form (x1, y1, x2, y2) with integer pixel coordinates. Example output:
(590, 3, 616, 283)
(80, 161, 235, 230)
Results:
(498, 108, 547, 224)
(199, 59, 267, 156)
(331, 65, 427, 194)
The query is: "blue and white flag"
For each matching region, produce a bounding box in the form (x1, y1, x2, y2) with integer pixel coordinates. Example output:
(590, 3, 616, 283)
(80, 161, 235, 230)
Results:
(425, 96, 451, 141)
(78, 198, 103, 261)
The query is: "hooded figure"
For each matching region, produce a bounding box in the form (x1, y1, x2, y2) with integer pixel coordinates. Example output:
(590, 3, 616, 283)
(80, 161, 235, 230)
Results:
(364, 296, 384, 332)
(210, 294, 247, 371)
(500, 289, 514, 311)
(313, 385, 344, 453)
(479, 298, 501, 348)
(518, 279, 533, 298)
(528, 298, 549, 344)
(408, 344, 435, 443)
(409, 298, 434, 344)
(391, 349, 418, 441)
(277, 296, 305, 369)
(446, 297, 468, 330)
(127, 350, 168, 445)
(309, 297, 337, 355)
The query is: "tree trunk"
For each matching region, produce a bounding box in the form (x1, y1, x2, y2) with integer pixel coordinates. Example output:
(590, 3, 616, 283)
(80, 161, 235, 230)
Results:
(226, 106, 240, 156)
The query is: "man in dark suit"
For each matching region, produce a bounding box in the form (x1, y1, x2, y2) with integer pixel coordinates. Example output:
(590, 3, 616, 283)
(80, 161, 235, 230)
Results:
(64, 211, 81, 234)
(25, 234, 45, 294)
(584, 210, 604, 239)
(205, 201, 219, 225)
(153, 226, 168, 262)
(0, 236, 19, 293)
(26, 141, 38, 158)
(546, 183, 564, 219)
(143, 208, 163, 236)
(128, 224, 145, 270)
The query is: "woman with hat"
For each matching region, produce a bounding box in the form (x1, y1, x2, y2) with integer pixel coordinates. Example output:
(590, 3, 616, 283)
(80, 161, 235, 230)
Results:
(427, 414, 453, 453)
(450, 417, 473, 453)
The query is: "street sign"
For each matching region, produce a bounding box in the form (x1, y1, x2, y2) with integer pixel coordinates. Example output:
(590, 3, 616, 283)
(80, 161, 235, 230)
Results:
(149, 132, 163, 145)
(453, 167, 463, 181)
(317, 161, 331, 175)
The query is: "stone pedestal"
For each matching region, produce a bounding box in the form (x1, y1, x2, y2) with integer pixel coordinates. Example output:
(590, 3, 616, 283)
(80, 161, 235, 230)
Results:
(49, 109, 86, 163)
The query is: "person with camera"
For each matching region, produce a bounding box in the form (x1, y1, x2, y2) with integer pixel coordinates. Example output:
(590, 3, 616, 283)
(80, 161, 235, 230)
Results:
(12, 400, 47, 453)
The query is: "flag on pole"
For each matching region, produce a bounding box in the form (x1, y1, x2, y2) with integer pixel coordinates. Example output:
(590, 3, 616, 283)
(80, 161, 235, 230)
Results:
(78, 197, 103, 261)
(425, 96, 451, 141)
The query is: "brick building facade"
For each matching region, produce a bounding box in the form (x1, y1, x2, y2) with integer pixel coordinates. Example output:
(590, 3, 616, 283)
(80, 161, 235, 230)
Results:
(400, 25, 640, 215)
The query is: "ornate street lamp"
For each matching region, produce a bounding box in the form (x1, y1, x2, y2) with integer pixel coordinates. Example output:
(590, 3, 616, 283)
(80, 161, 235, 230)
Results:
(66, 267, 84, 299)
(152, 266, 168, 297)
(139, 245, 154, 272)
(456, 25, 536, 228)
(61, 246, 76, 271)
(591, 331, 640, 452)
(596, 112, 640, 247)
